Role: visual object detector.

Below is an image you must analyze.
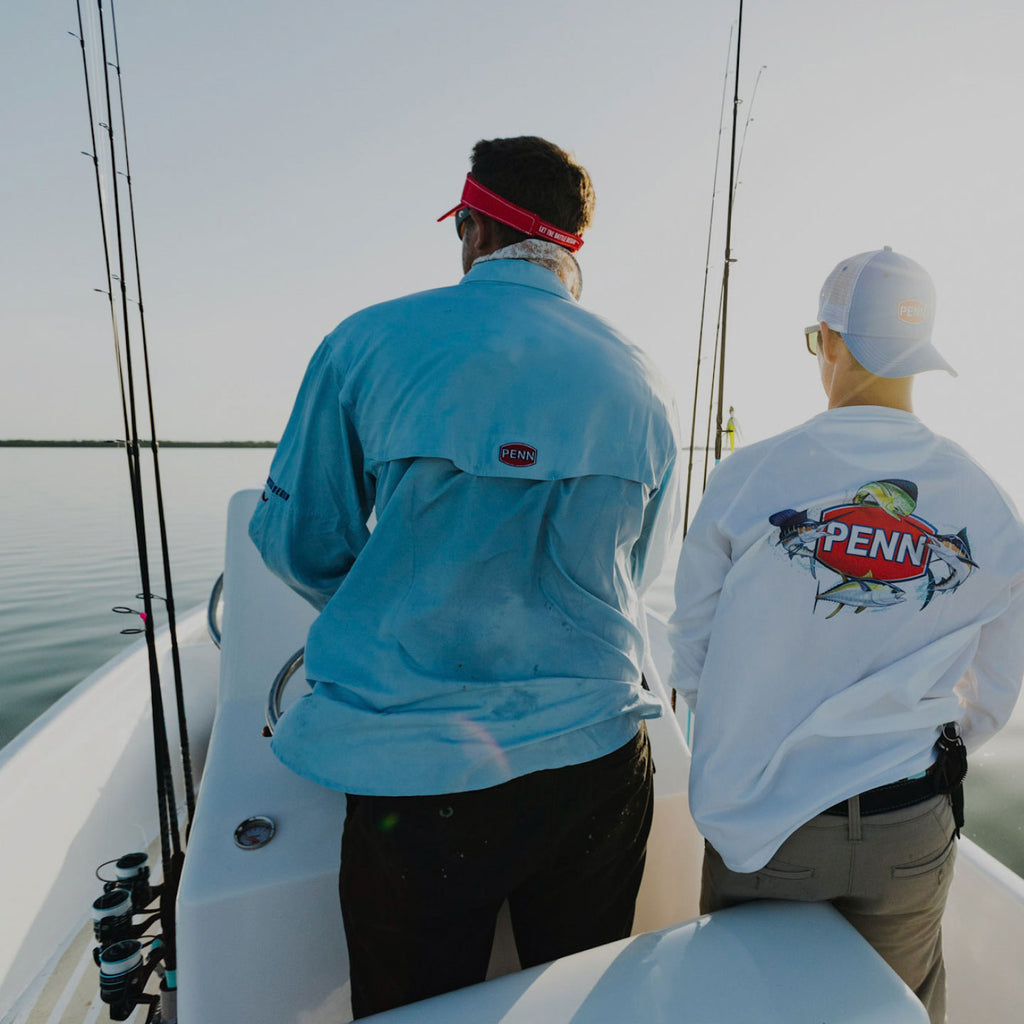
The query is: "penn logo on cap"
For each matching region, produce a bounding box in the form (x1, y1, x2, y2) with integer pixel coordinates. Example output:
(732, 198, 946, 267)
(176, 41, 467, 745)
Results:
(897, 300, 926, 324)
(499, 443, 537, 467)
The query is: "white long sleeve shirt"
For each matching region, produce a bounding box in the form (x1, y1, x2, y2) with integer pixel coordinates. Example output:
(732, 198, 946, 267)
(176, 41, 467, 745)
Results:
(250, 259, 680, 796)
(670, 406, 1024, 873)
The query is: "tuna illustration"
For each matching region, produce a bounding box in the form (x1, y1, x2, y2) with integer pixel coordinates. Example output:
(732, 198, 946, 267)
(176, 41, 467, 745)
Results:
(814, 572, 906, 619)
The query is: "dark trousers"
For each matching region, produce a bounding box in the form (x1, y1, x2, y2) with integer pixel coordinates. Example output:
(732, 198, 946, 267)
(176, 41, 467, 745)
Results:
(339, 724, 653, 1018)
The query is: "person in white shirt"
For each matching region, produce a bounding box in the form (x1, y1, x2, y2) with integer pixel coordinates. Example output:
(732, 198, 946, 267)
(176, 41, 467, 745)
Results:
(669, 246, 1024, 1024)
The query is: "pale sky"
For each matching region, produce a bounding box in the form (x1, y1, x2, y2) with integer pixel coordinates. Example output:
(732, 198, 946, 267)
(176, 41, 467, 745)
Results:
(3, 1, 1023, 501)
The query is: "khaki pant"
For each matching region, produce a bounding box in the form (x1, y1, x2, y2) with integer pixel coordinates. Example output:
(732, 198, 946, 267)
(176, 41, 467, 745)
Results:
(701, 794, 956, 1024)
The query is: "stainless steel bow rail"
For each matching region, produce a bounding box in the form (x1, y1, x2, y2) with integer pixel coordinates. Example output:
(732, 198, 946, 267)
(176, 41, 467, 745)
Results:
(205, 570, 306, 740)
(207, 574, 224, 648)
(263, 648, 309, 737)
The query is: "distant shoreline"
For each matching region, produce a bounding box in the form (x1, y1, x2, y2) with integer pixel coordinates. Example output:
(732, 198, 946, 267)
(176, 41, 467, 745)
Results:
(0, 439, 277, 448)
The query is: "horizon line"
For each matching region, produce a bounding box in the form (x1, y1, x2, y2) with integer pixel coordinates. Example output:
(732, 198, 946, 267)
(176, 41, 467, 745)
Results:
(0, 439, 277, 448)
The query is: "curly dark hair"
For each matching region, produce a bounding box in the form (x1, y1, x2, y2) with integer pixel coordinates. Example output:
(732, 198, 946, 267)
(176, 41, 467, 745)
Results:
(469, 136, 595, 247)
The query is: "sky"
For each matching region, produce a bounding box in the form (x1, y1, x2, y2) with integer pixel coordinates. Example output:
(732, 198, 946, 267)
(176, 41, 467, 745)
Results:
(3, 0, 1023, 502)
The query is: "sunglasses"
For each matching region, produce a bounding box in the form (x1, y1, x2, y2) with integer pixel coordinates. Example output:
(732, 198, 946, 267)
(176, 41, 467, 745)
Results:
(454, 207, 474, 240)
(804, 324, 821, 355)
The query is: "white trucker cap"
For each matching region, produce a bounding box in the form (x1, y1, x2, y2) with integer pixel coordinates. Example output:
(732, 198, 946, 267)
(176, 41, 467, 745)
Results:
(817, 246, 956, 378)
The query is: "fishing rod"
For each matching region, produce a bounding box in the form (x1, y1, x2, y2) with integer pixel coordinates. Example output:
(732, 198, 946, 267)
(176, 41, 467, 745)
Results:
(732, 63, 767, 210)
(74, 1, 187, 1016)
(701, 288, 726, 490)
(699, 62, 764, 489)
(713, 0, 743, 466)
(72, 2, 132, 464)
(682, 24, 734, 538)
(685, 5, 767, 526)
(89, 0, 183, 866)
(108, 0, 196, 829)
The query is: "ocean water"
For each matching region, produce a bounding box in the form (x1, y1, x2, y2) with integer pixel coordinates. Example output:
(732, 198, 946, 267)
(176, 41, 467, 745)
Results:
(0, 447, 270, 748)
(1, 448, 1022, 875)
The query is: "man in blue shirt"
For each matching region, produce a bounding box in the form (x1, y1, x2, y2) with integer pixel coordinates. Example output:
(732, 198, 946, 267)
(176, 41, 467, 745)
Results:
(250, 136, 680, 1016)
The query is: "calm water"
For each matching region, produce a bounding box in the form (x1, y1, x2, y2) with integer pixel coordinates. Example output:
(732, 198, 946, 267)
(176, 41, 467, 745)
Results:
(0, 447, 270, 747)
(2, 448, 1022, 874)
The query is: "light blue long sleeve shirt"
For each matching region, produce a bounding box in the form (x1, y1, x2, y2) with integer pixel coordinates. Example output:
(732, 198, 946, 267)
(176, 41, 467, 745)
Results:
(250, 259, 680, 795)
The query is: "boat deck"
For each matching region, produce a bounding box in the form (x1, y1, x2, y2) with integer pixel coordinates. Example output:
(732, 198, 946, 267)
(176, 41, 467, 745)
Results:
(3, 841, 164, 1024)
(4, 491, 1024, 1022)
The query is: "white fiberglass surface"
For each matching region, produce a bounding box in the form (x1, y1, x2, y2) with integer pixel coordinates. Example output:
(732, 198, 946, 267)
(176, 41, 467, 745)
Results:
(0, 606, 217, 1015)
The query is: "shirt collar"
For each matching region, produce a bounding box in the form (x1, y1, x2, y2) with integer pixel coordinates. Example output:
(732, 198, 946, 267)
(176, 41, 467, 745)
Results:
(460, 254, 577, 302)
(816, 405, 921, 423)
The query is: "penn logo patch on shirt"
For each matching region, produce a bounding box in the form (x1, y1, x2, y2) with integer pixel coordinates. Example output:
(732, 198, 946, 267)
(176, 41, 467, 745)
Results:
(499, 443, 537, 467)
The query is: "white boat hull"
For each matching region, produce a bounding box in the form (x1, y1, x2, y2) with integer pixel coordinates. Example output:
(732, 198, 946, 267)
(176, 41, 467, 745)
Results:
(0, 604, 217, 1019)
(2, 489, 1022, 1023)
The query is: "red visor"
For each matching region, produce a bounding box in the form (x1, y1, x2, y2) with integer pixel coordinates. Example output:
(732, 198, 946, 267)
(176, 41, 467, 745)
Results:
(438, 174, 584, 252)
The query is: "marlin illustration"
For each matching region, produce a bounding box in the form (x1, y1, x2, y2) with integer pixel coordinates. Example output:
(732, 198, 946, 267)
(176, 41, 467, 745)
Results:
(814, 572, 906, 619)
(852, 479, 918, 519)
(921, 528, 978, 608)
(769, 509, 830, 578)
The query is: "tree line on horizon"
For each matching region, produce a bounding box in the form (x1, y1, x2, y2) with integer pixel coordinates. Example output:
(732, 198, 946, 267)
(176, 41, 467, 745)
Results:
(0, 439, 277, 448)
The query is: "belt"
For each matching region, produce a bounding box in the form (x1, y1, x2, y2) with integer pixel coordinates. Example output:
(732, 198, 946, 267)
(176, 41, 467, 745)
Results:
(822, 767, 940, 817)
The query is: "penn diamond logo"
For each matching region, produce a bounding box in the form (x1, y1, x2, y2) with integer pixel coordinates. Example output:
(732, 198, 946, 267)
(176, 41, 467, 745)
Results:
(815, 505, 934, 582)
(769, 479, 978, 618)
(499, 443, 537, 467)
(897, 299, 925, 324)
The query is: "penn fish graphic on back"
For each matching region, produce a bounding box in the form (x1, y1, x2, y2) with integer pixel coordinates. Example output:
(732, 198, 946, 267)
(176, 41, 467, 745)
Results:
(769, 479, 977, 618)
(921, 528, 978, 608)
(813, 573, 906, 619)
(768, 509, 831, 578)
(851, 478, 918, 519)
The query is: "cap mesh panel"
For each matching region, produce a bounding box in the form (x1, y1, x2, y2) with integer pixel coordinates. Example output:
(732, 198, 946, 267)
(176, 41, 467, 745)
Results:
(818, 250, 876, 330)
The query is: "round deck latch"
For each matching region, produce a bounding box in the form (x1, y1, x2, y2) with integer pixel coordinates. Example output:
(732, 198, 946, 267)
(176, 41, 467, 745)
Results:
(234, 815, 277, 850)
